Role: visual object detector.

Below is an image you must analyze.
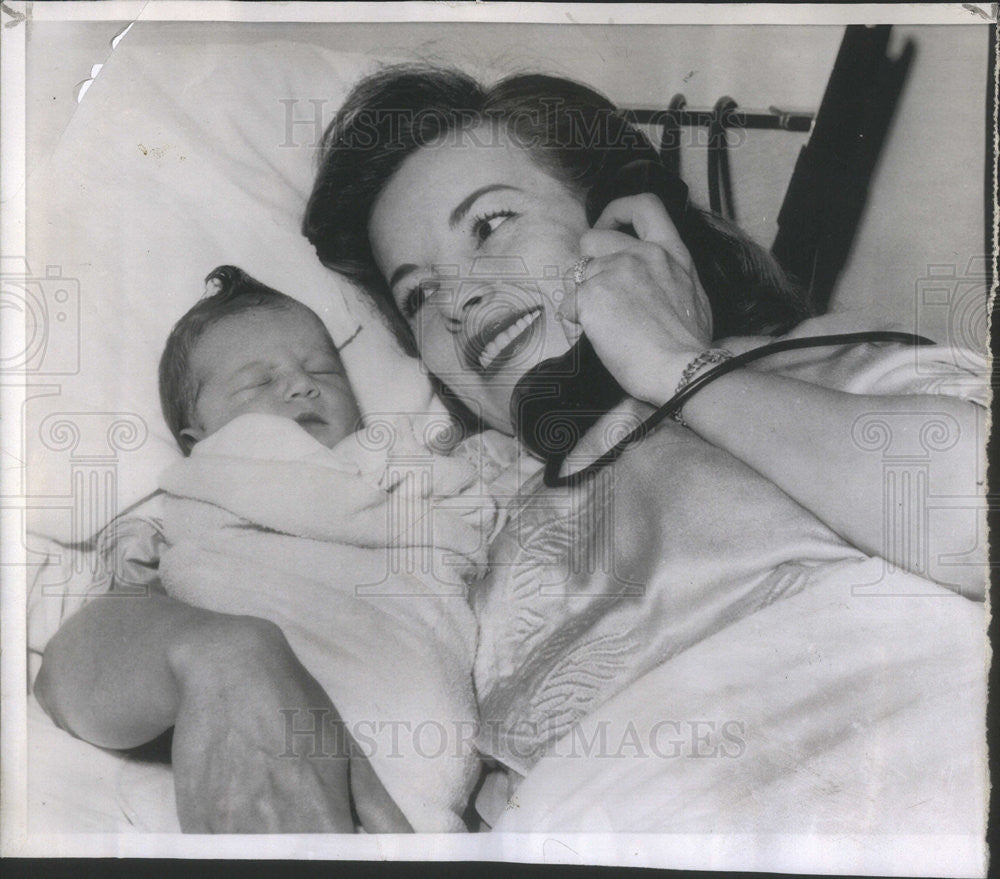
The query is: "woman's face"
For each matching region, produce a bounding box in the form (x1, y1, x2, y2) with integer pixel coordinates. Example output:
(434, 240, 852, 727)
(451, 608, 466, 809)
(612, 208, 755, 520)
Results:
(368, 125, 589, 433)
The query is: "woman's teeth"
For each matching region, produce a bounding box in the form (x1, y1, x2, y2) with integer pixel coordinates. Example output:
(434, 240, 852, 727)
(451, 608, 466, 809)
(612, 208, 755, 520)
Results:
(478, 310, 541, 370)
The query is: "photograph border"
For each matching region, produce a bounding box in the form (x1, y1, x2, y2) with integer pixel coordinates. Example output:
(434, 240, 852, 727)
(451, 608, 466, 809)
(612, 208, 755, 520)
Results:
(1, 2, 994, 871)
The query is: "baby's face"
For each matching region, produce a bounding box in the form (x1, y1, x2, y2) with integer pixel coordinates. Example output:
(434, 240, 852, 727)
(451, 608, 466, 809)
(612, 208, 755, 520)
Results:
(183, 304, 361, 449)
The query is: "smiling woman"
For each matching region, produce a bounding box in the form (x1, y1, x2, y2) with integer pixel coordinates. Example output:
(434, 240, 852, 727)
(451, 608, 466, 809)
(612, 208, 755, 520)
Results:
(304, 67, 811, 430)
(303, 62, 989, 587)
(366, 126, 594, 430)
(298, 62, 987, 831)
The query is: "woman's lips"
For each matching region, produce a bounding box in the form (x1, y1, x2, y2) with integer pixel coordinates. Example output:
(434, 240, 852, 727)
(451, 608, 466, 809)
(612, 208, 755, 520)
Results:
(468, 307, 543, 376)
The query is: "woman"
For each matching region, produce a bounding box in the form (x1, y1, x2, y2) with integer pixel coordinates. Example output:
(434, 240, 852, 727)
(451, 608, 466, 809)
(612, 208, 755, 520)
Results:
(300, 66, 987, 795)
(36, 65, 986, 833)
(303, 64, 985, 594)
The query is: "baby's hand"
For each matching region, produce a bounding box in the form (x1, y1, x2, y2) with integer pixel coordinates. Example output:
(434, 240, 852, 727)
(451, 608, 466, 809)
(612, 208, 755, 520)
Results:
(343, 416, 511, 572)
(383, 466, 497, 573)
(377, 418, 480, 498)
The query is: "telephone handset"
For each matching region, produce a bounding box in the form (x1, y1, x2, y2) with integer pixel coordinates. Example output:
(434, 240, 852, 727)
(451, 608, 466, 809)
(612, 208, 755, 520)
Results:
(509, 160, 935, 490)
(509, 159, 690, 468)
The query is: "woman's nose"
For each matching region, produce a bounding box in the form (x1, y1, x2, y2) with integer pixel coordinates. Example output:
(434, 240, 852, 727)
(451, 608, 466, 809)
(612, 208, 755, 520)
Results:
(440, 258, 534, 326)
(440, 279, 485, 327)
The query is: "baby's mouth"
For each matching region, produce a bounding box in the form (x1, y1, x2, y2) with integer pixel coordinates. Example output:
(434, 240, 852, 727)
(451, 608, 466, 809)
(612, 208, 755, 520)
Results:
(464, 306, 544, 376)
(295, 413, 328, 427)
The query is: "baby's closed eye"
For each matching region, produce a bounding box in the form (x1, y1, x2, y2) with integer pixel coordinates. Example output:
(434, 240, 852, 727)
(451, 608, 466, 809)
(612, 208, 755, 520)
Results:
(303, 351, 344, 374)
(231, 374, 272, 395)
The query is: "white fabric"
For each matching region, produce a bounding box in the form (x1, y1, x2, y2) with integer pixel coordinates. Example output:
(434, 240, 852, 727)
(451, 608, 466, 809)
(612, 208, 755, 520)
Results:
(490, 558, 987, 841)
(25, 25, 443, 545)
(27, 693, 180, 834)
(157, 414, 509, 832)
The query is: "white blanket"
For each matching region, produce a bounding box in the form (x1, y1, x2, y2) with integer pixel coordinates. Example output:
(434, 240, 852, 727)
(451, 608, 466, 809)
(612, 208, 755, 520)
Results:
(158, 414, 505, 832)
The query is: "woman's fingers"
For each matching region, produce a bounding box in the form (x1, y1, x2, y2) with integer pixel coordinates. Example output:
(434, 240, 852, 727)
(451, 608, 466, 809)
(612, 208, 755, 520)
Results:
(590, 193, 693, 272)
(563, 250, 704, 347)
(560, 218, 714, 405)
(558, 247, 666, 325)
(560, 190, 713, 404)
(580, 230, 694, 281)
(579, 226, 639, 257)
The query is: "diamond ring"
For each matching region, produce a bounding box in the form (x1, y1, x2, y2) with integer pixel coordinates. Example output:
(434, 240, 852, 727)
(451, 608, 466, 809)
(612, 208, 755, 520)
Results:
(571, 256, 592, 289)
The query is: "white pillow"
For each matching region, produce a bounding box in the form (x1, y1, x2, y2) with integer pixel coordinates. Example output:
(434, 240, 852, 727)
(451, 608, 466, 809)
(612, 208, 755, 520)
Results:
(25, 25, 441, 544)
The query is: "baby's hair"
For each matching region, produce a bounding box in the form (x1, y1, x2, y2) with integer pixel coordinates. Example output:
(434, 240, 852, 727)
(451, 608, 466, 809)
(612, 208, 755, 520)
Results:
(159, 265, 310, 454)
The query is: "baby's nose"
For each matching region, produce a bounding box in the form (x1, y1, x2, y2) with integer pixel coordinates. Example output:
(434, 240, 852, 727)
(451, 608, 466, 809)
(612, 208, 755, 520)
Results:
(285, 370, 320, 399)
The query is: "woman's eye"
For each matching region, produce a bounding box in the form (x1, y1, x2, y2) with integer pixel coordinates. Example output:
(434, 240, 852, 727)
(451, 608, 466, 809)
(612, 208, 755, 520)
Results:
(402, 280, 438, 319)
(472, 210, 515, 245)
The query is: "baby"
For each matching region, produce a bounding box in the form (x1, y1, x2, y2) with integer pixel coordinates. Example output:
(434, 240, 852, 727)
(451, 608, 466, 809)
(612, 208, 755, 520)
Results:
(159, 265, 362, 456)
(156, 266, 513, 832)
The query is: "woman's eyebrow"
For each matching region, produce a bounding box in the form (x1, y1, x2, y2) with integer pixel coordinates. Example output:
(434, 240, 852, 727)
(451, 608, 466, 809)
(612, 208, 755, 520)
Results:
(387, 184, 523, 290)
(448, 184, 522, 229)
(389, 263, 419, 290)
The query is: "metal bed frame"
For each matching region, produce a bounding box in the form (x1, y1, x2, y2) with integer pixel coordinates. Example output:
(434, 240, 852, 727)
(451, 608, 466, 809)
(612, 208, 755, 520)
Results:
(622, 25, 914, 314)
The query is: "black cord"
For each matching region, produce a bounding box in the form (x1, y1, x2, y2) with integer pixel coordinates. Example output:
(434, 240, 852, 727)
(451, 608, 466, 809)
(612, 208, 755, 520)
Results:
(658, 93, 687, 177)
(542, 330, 936, 489)
(708, 96, 738, 220)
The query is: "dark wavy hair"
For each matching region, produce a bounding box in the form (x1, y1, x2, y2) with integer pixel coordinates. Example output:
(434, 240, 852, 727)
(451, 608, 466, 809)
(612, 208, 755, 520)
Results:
(303, 64, 811, 355)
(158, 265, 316, 454)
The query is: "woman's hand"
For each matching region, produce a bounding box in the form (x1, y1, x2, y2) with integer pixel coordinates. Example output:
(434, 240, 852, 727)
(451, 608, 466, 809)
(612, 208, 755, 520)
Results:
(169, 613, 411, 833)
(560, 193, 713, 406)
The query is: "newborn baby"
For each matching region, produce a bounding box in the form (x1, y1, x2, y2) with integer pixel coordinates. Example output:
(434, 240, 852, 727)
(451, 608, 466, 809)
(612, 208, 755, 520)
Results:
(156, 266, 516, 831)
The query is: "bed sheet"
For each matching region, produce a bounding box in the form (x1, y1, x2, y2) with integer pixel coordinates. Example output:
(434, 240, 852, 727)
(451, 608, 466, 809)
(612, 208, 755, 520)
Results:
(491, 558, 986, 858)
(27, 694, 179, 835)
(26, 554, 987, 871)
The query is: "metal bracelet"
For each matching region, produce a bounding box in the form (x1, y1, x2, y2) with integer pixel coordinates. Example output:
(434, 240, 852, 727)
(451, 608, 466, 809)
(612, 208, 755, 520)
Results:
(671, 348, 734, 426)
